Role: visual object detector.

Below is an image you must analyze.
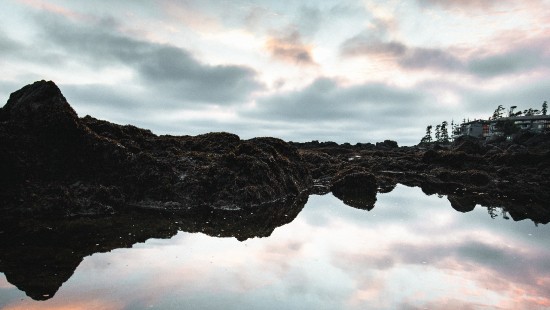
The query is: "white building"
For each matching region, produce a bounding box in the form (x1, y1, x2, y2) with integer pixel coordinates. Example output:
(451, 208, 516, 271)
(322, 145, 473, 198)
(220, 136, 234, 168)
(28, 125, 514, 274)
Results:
(455, 120, 489, 139)
(489, 115, 550, 136)
(455, 115, 550, 139)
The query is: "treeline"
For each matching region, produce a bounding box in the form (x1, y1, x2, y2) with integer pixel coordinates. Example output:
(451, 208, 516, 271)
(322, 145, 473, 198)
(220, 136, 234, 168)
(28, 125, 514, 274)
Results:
(420, 121, 454, 144)
(420, 101, 548, 144)
(491, 101, 547, 119)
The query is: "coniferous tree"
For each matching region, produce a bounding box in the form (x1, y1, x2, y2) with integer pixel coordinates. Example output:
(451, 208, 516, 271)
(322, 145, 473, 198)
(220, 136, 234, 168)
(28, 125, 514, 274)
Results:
(440, 121, 449, 143)
(450, 120, 455, 141)
(524, 108, 540, 116)
(435, 124, 441, 142)
(508, 106, 517, 117)
(543, 101, 548, 115)
(420, 125, 433, 143)
(492, 105, 505, 119)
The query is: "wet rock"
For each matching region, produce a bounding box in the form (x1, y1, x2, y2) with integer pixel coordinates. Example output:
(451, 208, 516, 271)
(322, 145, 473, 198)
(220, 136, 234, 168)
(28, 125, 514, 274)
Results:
(448, 196, 476, 213)
(376, 139, 398, 148)
(452, 136, 485, 155)
(330, 170, 378, 210)
(0, 81, 312, 217)
(296, 129, 549, 215)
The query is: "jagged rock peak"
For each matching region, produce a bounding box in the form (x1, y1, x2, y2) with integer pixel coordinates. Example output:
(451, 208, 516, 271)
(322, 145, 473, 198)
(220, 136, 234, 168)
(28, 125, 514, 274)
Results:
(2, 80, 78, 125)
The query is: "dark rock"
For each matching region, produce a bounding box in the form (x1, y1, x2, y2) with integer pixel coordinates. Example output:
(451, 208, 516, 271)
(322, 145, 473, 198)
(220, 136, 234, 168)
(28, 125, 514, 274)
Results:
(0, 81, 312, 217)
(422, 149, 439, 163)
(448, 196, 476, 213)
(330, 170, 377, 210)
(376, 139, 398, 148)
(2, 80, 79, 135)
(2, 80, 550, 302)
(452, 135, 484, 154)
(296, 127, 549, 217)
(0, 193, 308, 300)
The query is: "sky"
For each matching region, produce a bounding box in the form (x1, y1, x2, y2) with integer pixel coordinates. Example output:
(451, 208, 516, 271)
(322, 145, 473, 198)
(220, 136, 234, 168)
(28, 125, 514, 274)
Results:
(1, 0, 550, 145)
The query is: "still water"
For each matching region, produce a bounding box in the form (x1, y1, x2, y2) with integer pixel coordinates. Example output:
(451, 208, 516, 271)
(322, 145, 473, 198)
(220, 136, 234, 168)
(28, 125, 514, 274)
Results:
(1, 185, 549, 309)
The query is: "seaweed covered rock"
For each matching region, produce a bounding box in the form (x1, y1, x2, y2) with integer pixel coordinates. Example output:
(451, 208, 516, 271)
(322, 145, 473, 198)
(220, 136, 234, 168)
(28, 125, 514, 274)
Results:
(330, 169, 377, 210)
(0, 81, 312, 217)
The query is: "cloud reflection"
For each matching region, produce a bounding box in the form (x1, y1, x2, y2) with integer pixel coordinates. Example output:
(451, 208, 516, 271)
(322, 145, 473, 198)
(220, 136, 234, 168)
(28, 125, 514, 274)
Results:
(2, 185, 550, 309)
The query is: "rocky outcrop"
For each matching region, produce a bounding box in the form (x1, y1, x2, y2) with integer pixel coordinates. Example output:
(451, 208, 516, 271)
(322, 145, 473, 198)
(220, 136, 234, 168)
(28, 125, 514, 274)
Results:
(2, 80, 548, 220)
(2, 81, 550, 302)
(293, 132, 550, 222)
(0, 81, 312, 217)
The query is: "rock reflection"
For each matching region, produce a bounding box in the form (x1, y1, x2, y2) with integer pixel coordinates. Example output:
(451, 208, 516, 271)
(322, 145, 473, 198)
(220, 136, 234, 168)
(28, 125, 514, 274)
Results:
(330, 171, 378, 211)
(447, 193, 550, 225)
(377, 174, 550, 225)
(0, 194, 308, 301)
(1, 184, 549, 302)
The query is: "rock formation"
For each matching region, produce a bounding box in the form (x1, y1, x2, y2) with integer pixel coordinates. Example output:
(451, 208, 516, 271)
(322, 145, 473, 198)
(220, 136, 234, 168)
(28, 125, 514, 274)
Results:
(1, 81, 550, 301)
(0, 81, 312, 218)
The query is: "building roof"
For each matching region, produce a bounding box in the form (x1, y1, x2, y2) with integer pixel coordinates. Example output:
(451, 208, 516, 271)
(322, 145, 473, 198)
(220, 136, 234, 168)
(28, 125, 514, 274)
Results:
(461, 120, 489, 125)
(500, 115, 550, 121)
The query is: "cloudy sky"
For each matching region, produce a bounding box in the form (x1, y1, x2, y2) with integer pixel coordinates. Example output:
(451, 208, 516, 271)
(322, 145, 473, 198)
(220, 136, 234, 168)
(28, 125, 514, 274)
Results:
(1, 0, 549, 145)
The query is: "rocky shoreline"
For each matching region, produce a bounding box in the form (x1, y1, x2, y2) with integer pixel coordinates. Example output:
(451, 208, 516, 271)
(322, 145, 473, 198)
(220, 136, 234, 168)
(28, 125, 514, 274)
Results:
(0, 81, 311, 218)
(2, 80, 550, 301)
(1, 80, 549, 222)
(296, 136, 550, 223)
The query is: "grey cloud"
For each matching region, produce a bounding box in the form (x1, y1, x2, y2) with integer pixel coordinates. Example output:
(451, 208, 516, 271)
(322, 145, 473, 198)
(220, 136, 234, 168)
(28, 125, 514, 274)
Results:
(342, 38, 407, 57)
(61, 84, 144, 110)
(265, 30, 316, 66)
(241, 77, 431, 144)
(34, 14, 263, 105)
(341, 33, 550, 78)
(399, 299, 486, 310)
(249, 77, 424, 122)
(0, 31, 22, 55)
(333, 237, 550, 305)
(341, 33, 462, 71)
(297, 6, 322, 37)
(136, 45, 261, 102)
(462, 79, 550, 114)
(392, 240, 550, 292)
(399, 47, 463, 70)
(467, 50, 542, 78)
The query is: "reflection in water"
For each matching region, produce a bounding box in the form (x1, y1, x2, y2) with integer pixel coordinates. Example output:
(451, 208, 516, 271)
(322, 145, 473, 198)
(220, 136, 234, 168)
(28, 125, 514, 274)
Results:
(0, 194, 308, 301)
(1, 186, 550, 309)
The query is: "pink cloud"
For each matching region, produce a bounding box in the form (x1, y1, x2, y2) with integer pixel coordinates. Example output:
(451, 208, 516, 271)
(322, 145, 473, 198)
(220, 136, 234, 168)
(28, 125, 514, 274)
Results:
(156, 0, 221, 33)
(416, 0, 543, 11)
(3, 299, 124, 310)
(265, 30, 317, 66)
(329, 235, 550, 308)
(256, 240, 305, 276)
(17, 0, 90, 21)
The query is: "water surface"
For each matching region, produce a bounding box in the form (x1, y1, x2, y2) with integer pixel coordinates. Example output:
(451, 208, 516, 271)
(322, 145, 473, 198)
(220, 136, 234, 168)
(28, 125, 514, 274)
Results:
(1, 185, 549, 309)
